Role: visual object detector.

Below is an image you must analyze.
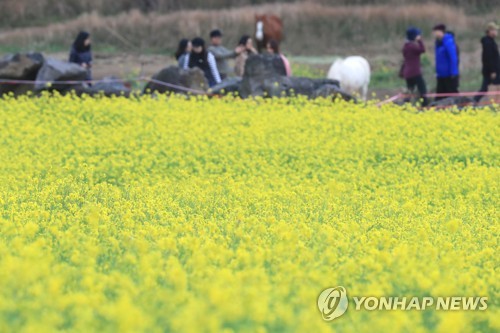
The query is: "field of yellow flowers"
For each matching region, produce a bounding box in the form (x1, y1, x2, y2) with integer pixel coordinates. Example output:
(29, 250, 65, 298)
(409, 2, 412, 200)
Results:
(0, 94, 498, 333)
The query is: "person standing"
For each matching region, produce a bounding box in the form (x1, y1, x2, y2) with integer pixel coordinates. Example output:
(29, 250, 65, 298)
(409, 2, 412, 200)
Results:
(266, 40, 292, 76)
(433, 24, 459, 101)
(175, 39, 192, 68)
(474, 22, 500, 103)
(183, 37, 221, 87)
(207, 29, 241, 80)
(234, 35, 258, 77)
(69, 31, 93, 81)
(402, 27, 428, 106)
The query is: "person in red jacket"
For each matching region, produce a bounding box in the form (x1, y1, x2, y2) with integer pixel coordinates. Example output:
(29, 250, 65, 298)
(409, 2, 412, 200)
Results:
(402, 27, 428, 106)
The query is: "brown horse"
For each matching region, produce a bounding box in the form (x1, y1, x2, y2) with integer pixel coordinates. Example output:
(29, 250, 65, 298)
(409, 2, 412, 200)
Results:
(254, 14, 283, 53)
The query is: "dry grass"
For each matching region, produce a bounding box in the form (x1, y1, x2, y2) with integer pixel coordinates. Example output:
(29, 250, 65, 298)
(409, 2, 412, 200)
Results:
(0, 3, 490, 56)
(0, 0, 495, 28)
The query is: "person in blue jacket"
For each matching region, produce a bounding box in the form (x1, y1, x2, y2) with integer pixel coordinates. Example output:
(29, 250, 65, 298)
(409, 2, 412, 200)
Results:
(433, 24, 459, 101)
(69, 31, 93, 81)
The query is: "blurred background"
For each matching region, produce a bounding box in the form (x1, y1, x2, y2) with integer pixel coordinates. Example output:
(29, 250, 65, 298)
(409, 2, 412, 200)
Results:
(0, 0, 498, 94)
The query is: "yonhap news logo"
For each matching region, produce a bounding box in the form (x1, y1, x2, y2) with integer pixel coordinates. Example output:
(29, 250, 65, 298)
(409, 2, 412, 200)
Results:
(318, 286, 488, 322)
(317, 286, 349, 321)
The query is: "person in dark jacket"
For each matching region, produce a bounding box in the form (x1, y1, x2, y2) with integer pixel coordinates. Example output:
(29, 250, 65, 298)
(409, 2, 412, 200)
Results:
(69, 31, 93, 81)
(175, 39, 192, 67)
(182, 37, 221, 87)
(402, 27, 428, 106)
(433, 24, 459, 101)
(474, 22, 500, 103)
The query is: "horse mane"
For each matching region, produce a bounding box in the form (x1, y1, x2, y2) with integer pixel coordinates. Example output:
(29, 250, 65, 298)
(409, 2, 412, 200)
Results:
(255, 14, 282, 24)
(270, 16, 283, 25)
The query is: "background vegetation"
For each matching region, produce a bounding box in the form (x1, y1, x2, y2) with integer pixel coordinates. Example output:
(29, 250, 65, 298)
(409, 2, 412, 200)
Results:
(0, 1, 496, 54)
(0, 0, 496, 28)
(0, 1, 497, 92)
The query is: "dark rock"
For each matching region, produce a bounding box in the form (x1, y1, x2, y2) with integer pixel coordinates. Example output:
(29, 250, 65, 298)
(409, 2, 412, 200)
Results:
(0, 53, 44, 96)
(238, 54, 350, 100)
(429, 96, 473, 108)
(243, 54, 287, 78)
(209, 77, 242, 95)
(239, 54, 287, 98)
(89, 76, 131, 96)
(265, 77, 341, 97)
(312, 84, 356, 102)
(0, 53, 44, 78)
(143, 66, 208, 94)
(35, 58, 88, 92)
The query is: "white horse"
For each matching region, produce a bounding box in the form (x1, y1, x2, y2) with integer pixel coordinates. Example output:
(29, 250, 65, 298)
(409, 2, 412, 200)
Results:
(327, 56, 371, 101)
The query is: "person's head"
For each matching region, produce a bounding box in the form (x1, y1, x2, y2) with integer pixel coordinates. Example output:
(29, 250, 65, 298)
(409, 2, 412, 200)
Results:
(73, 31, 91, 52)
(266, 40, 280, 54)
(486, 22, 499, 38)
(175, 38, 192, 59)
(406, 27, 421, 42)
(210, 29, 223, 46)
(433, 24, 446, 40)
(191, 37, 206, 54)
(238, 35, 253, 49)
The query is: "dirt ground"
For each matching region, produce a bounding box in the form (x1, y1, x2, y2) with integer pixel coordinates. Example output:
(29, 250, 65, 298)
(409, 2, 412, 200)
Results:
(97, 53, 176, 79)
(47, 52, 175, 80)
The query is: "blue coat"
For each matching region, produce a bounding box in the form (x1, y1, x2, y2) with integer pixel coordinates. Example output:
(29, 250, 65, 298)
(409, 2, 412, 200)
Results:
(435, 33, 459, 78)
(69, 47, 93, 80)
(69, 47, 92, 66)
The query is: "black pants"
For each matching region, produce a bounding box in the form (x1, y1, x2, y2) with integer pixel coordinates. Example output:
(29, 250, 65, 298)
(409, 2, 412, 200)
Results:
(405, 75, 429, 106)
(436, 77, 458, 101)
(474, 74, 500, 102)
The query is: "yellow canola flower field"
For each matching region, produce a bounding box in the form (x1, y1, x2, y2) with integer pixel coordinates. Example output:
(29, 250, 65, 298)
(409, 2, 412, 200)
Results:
(0, 94, 498, 333)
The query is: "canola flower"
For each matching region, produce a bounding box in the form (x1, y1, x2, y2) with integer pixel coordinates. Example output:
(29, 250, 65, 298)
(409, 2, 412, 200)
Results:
(0, 93, 498, 333)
